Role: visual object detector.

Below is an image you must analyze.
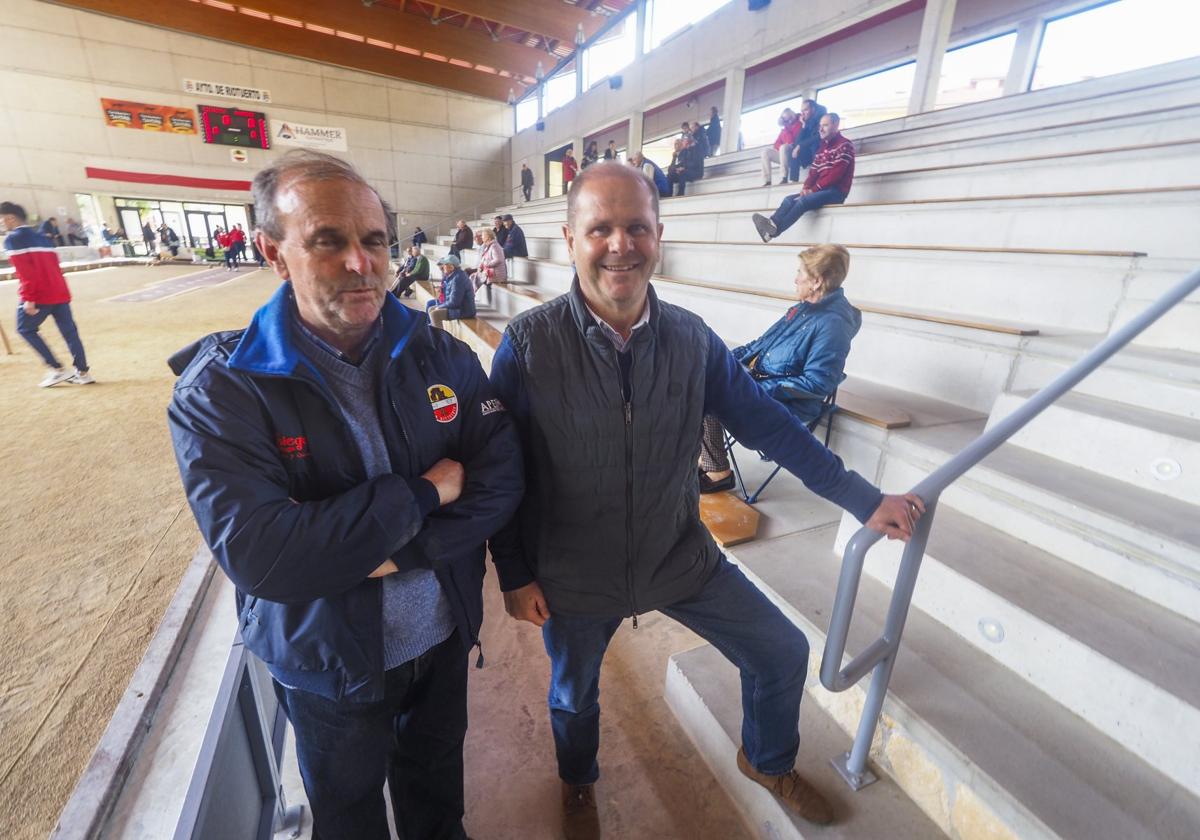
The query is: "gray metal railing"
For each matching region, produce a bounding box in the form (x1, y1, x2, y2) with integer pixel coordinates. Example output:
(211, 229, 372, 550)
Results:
(395, 191, 512, 250)
(819, 267, 1200, 790)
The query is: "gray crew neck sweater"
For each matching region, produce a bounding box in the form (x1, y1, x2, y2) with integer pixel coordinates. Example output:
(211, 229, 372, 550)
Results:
(293, 317, 456, 669)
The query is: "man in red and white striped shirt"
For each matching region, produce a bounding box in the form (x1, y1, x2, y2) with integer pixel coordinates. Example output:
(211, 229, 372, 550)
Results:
(2, 201, 94, 387)
(752, 113, 855, 243)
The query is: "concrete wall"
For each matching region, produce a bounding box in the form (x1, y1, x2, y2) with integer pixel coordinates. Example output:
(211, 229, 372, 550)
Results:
(511, 0, 1097, 185)
(0, 0, 512, 236)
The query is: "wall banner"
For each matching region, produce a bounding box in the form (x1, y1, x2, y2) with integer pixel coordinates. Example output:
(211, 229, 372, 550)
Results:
(101, 99, 197, 133)
(272, 121, 348, 152)
(183, 79, 272, 103)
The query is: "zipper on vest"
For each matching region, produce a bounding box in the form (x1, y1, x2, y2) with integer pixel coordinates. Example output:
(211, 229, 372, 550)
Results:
(619, 346, 639, 628)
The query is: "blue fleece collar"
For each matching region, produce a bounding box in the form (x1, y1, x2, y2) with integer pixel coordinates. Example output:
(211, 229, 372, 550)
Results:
(228, 282, 421, 376)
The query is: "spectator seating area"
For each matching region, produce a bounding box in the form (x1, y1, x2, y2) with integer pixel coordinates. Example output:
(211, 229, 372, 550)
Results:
(414, 56, 1200, 839)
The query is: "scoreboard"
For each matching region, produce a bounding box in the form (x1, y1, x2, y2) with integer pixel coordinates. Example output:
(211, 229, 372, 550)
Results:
(198, 105, 270, 149)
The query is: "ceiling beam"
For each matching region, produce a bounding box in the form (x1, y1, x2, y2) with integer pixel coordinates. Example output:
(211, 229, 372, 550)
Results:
(51, 0, 525, 100)
(431, 0, 602, 45)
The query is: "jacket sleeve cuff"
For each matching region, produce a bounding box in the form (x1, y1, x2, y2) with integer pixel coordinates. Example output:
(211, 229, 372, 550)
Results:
(492, 553, 535, 592)
(405, 477, 441, 519)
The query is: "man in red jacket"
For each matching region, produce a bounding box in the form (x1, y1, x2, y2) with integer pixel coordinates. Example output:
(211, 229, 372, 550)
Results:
(752, 113, 854, 243)
(2, 201, 94, 387)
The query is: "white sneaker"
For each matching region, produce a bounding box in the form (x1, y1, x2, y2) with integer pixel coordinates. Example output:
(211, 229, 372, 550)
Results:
(70, 369, 95, 385)
(39, 368, 75, 388)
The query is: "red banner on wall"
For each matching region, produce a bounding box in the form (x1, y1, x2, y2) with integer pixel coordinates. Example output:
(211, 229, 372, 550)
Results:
(101, 99, 197, 134)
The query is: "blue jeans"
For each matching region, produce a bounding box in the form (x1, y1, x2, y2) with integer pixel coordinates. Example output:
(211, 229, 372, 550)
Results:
(16, 302, 88, 372)
(542, 558, 808, 785)
(771, 188, 847, 235)
(273, 632, 469, 840)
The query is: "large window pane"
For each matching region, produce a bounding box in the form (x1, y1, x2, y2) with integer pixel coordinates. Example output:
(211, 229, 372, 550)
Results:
(817, 62, 916, 129)
(544, 69, 577, 114)
(515, 97, 538, 132)
(584, 15, 636, 88)
(1032, 0, 1200, 91)
(645, 0, 731, 52)
(935, 32, 1017, 109)
(740, 95, 809, 149)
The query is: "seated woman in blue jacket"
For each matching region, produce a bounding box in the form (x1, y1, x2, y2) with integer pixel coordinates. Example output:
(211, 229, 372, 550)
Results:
(700, 243, 859, 493)
(428, 253, 476, 328)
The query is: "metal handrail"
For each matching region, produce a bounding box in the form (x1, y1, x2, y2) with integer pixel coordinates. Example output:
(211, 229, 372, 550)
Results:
(819, 267, 1200, 790)
(394, 190, 512, 250)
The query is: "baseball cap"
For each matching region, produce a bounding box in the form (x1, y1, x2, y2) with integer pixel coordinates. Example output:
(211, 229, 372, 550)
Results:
(436, 254, 461, 267)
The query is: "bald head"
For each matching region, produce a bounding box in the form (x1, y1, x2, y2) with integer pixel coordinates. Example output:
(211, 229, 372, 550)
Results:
(566, 160, 659, 229)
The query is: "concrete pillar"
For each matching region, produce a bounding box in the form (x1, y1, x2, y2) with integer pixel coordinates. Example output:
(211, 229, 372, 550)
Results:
(1004, 18, 1043, 96)
(720, 65, 745, 156)
(907, 0, 958, 115)
(628, 110, 644, 155)
(537, 86, 544, 120)
(635, 0, 647, 59)
(576, 57, 584, 98)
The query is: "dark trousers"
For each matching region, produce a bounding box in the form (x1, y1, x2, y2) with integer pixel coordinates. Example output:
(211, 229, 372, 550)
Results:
(522, 185, 532, 201)
(274, 632, 469, 840)
(17, 302, 88, 372)
(541, 558, 808, 786)
(770, 188, 847, 236)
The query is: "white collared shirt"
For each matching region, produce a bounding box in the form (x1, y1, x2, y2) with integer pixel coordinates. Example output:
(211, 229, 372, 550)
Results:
(584, 299, 650, 353)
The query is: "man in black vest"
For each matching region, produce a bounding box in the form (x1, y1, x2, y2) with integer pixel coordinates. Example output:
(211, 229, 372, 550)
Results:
(488, 161, 923, 839)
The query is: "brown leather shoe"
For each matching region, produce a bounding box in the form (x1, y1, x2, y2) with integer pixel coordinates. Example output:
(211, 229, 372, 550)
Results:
(736, 747, 835, 825)
(561, 782, 601, 840)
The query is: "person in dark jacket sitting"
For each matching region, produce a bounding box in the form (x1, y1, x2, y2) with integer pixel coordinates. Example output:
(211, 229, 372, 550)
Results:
(449, 219, 473, 257)
(429, 253, 475, 328)
(787, 99, 827, 182)
(667, 135, 704, 196)
(629, 151, 671, 198)
(166, 150, 522, 840)
(501, 214, 528, 258)
(700, 244, 858, 492)
(412, 225, 427, 247)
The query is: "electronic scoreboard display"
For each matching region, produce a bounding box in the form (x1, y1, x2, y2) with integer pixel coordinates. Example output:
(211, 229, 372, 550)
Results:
(198, 105, 270, 149)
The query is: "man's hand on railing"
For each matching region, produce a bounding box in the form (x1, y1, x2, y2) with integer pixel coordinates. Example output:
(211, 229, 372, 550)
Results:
(864, 493, 926, 542)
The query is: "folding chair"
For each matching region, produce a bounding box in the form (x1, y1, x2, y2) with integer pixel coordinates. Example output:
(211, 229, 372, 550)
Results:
(727, 388, 838, 504)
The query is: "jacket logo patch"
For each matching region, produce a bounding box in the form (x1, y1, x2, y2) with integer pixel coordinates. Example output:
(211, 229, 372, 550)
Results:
(428, 384, 459, 423)
(276, 434, 309, 459)
(480, 398, 505, 416)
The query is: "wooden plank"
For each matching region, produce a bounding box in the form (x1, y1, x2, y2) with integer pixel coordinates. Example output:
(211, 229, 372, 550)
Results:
(836, 389, 912, 429)
(699, 492, 760, 547)
(857, 304, 1040, 336)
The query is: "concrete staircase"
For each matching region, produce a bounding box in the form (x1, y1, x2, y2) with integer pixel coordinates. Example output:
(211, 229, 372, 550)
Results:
(425, 55, 1200, 839)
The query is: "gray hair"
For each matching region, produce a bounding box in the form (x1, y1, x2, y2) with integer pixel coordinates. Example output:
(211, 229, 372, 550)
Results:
(252, 150, 395, 243)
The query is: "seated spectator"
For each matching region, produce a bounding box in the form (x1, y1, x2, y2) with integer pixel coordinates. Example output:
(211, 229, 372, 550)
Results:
(761, 108, 802, 186)
(473, 228, 507, 290)
(668, 136, 704, 196)
(412, 225, 427, 247)
(629, 152, 671, 198)
(562, 147, 578, 192)
(101, 222, 118, 244)
(603, 140, 618, 160)
(706, 106, 722, 156)
(752, 113, 854, 243)
(501, 214, 527, 259)
(450, 219, 473, 257)
(582, 141, 600, 169)
(493, 215, 509, 249)
(40, 216, 65, 247)
(788, 99, 827, 182)
(65, 218, 87, 246)
(699, 244, 857, 493)
(428, 254, 475, 329)
(690, 121, 711, 158)
(391, 245, 429, 297)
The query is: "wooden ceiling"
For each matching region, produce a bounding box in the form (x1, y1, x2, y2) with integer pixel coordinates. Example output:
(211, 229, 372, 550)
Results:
(52, 0, 636, 101)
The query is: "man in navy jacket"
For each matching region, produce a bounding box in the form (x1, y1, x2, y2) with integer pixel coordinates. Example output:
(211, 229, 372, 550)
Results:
(429, 253, 476, 328)
(167, 150, 522, 840)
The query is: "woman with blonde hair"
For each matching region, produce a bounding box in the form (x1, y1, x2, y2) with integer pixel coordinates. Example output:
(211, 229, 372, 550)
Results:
(699, 243, 859, 493)
(473, 227, 508, 296)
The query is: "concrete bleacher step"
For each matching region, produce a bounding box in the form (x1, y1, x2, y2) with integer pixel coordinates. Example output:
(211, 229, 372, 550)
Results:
(833, 503, 1200, 794)
(712, 524, 1200, 840)
(664, 644, 942, 840)
(988, 389, 1200, 505)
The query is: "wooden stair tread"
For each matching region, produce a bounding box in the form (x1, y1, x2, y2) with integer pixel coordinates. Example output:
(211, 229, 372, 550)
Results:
(698, 492, 760, 547)
(835, 389, 913, 429)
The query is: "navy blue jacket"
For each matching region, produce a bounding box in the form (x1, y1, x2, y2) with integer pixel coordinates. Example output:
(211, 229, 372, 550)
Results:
(503, 224, 528, 258)
(732, 287, 860, 423)
(436, 267, 476, 320)
(167, 283, 522, 701)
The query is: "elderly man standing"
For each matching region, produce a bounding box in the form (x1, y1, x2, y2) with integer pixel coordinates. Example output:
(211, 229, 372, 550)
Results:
(167, 150, 522, 840)
(488, 161, 923, 839)
(753, 113, 855, 243)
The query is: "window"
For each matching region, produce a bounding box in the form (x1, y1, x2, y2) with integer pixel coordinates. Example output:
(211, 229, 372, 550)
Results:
(644, 0, 732, 52)
(1032, 0, 1200, 90)
(515, 97, 538, 132)
(583, 15, 636, 88)
(817, 62, 917, 129)
(740, 95, 810, 149)
(935, 32, 1017, 109)
(544, 67, 577, 114)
